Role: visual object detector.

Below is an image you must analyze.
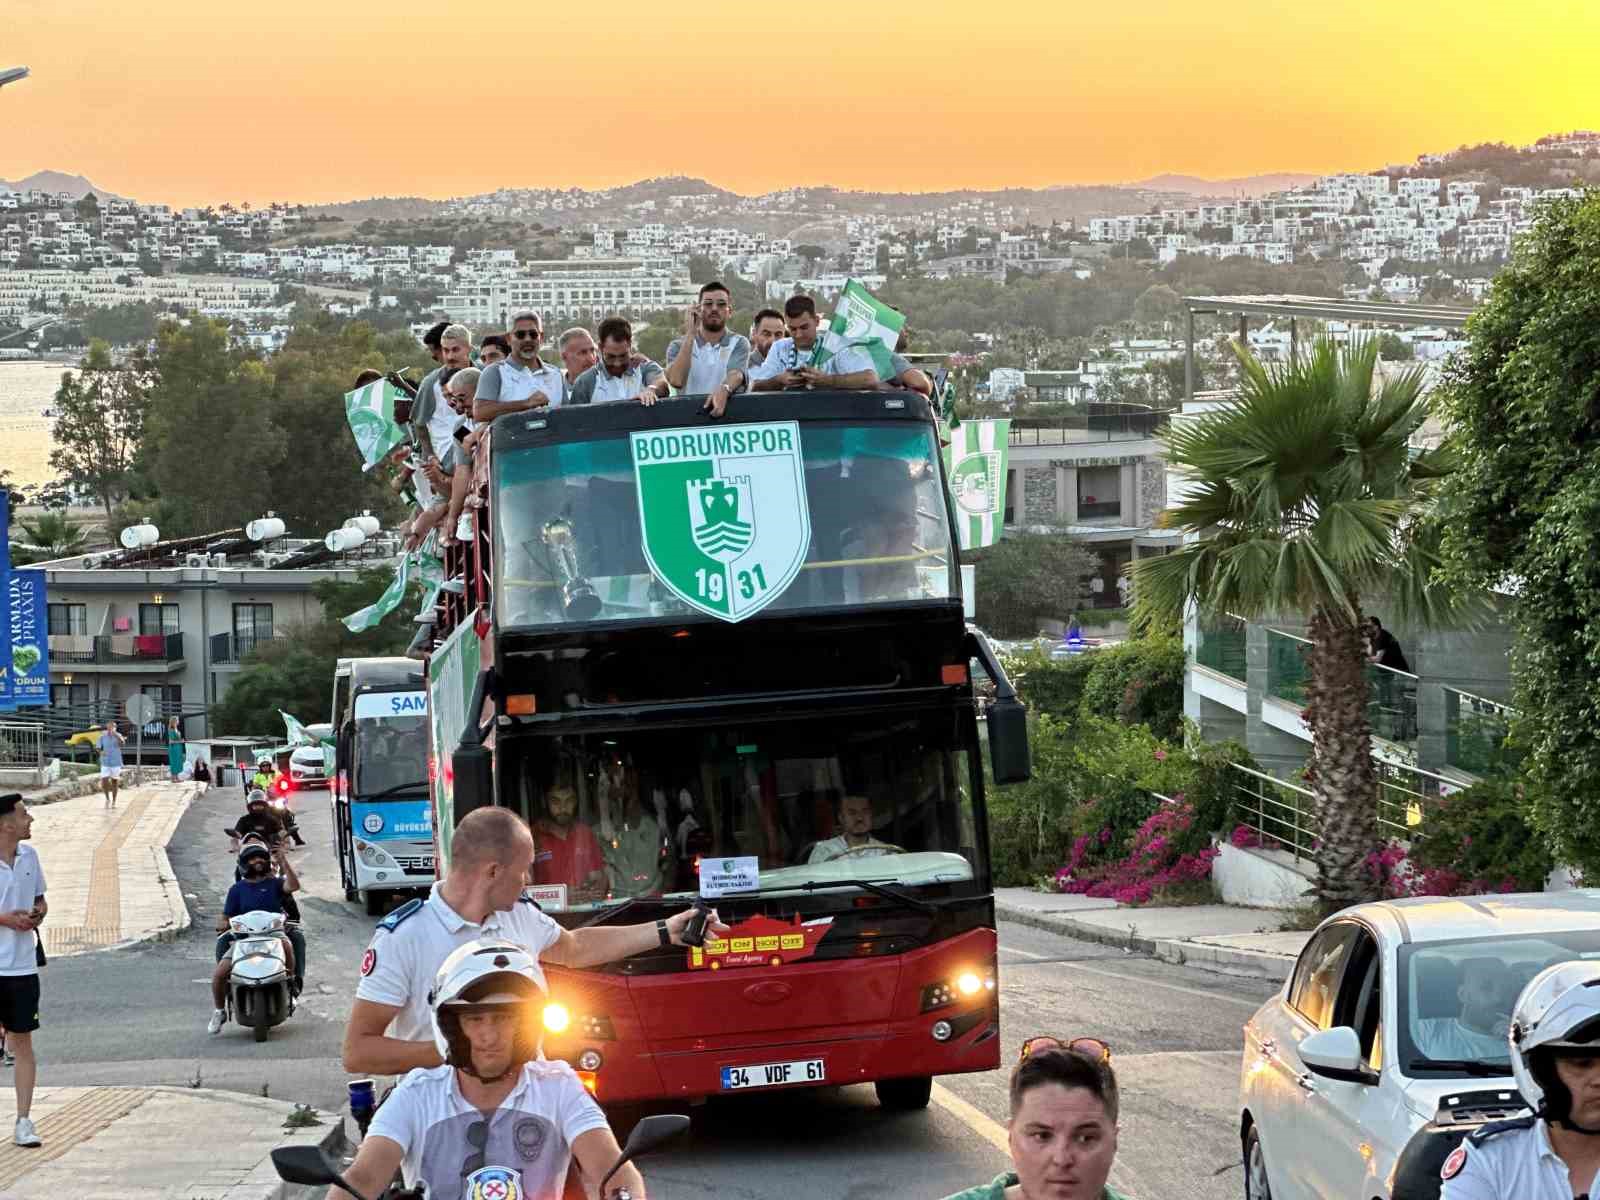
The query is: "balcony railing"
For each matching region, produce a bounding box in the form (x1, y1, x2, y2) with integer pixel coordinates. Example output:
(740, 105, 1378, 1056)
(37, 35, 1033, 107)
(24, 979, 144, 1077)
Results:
(1444, 686, 1522, 776)
(209, 632, 283, 665)
(1076, 500, 1123, 520)
(1265, 628, 1418, 753)
(48, 632, 184, 665)
(1007, 404, 1172, 445)
(1230, 758, 1450, 864)
(1195, 616, 1247, 683)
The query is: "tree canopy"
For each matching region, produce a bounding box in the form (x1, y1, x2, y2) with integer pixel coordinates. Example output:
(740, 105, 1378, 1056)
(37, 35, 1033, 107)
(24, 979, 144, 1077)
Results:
(1434, 191, 1600, 878)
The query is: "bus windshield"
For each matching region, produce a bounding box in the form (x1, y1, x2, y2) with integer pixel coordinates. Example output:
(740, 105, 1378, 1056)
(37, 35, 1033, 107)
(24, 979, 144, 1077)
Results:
(506, 709, 983, 912)
(493, 420, 956, 629)
(352, 690, 429, 797)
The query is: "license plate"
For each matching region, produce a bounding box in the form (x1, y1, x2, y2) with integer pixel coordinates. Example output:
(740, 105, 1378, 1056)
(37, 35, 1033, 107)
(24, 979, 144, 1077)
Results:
(720, 1059, 824, 1090)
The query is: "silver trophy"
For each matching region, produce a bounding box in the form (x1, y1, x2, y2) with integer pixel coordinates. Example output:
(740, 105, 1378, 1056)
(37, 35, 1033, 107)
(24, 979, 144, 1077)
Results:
(542, 518, 602, 621)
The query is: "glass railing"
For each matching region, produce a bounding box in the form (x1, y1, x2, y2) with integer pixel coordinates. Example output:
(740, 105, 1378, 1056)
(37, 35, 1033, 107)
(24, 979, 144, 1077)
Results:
(1264, 628, 1417, 754)
(1195, 615, 1247, 683)
(1444, 686, 1522, 776)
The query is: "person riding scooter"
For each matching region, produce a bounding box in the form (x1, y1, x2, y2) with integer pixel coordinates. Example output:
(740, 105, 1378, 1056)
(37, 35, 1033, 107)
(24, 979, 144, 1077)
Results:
(209, 843, 303, 1034)
(325, 938, 648, 1200)
(230, 790, 288, 854)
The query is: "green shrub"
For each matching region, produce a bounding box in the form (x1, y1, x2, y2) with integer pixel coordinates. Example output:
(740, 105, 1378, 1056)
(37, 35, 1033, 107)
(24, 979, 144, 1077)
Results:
(1078, 636, 1186, 740)
(1408, 777, 1556, 892)
(1005, 650, 1097, 720)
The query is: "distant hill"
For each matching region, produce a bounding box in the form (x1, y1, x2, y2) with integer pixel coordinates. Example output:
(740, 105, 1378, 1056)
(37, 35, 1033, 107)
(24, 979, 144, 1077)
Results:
(304, 196, 447, 222)
(0, 169, 121, 200)
(1132, 173, 1321, 197)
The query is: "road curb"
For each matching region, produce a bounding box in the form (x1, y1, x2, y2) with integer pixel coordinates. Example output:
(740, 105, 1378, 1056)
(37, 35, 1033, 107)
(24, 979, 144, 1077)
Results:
(995, 902, 1157, 955)
(996, 900, 1296, 980)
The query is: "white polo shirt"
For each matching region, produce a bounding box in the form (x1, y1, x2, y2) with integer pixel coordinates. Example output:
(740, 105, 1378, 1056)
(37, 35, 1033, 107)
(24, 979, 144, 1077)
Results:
(0, 844, 44, 977)
(477, 359, 566, 412)
(665, 332, 751, 395)
(355, 886, 563, 1043)
(426, 379, 463, 461)
(1440, 1117, 1600, 1200)
(369, 1060, 608, 1197)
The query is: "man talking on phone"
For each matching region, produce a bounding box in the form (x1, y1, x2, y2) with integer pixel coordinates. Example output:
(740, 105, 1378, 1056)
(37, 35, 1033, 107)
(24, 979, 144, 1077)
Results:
(665, 281, 750, 399)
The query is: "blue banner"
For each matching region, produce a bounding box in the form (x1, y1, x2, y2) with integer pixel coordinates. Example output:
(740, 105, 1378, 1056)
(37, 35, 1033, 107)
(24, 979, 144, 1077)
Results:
(9, 570, 47, 706)
(0, 490, 13, 712)
(352, 799, 433, 844)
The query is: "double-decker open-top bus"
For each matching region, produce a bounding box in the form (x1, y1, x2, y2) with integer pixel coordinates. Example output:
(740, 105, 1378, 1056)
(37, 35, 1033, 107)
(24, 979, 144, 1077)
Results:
(424, 390, 1030, 1109)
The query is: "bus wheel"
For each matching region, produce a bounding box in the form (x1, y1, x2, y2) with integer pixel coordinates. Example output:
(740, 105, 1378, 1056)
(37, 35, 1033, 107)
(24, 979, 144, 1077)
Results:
(874, 1076, 932, 1111)
(364, 891, 385, 917)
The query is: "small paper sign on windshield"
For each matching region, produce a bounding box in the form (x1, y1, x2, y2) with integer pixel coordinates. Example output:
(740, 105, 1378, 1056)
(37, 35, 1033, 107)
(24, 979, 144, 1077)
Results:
(699, 855, 759, 898)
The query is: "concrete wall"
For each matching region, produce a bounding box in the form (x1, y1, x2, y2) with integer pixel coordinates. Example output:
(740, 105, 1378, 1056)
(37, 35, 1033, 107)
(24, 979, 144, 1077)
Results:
(1212, 840, 1314, 909)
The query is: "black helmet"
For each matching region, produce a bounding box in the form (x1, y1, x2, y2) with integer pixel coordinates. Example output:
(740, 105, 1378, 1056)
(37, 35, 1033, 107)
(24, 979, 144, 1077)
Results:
(237, 843, 271, 872)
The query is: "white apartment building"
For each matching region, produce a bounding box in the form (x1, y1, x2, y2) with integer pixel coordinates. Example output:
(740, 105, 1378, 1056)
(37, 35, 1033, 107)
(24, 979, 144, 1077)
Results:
(435, 257, 677, 324)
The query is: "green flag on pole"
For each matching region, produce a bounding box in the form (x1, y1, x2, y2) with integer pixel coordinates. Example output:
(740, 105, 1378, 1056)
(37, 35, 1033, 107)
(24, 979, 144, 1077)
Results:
(343, 552, 413, 632)
(280, 711, 314, 746)
(344, 379, 409, 472)
(824, 279, 905, 378)
(943, 419, 1011, 549)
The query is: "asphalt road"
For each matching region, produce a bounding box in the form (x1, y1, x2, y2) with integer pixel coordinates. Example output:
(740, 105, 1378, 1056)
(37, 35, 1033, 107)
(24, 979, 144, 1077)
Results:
(37, 785, 1282, 1199)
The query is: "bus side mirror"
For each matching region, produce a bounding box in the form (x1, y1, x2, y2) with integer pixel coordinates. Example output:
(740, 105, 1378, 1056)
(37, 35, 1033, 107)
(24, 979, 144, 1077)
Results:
(988, 695, 1031, 784)
(452, 741, 493, 820)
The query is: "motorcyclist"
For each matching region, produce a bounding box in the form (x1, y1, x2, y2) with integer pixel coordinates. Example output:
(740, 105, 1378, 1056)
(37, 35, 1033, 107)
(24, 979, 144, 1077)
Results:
(208, 843, 303, 1035)
(250, 757, 275, 794)
(1439, 960, 1600, 1199)
(229, 790, 288, 853)
(328, 938, 647, 1200)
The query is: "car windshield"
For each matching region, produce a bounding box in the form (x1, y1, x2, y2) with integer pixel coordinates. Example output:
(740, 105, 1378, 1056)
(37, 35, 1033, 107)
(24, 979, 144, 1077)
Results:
(354, 714, 429, 796)
(506, 709, 982, 912)
(493, 421, 956, 629)
(1399, 931, 1600, 1075)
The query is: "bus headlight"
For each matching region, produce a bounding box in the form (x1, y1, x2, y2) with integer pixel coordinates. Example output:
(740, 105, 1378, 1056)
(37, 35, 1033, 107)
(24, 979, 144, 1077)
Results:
(921, 966, 996, 1012)
(543, 1003, 570, 1033)
(957, 972, 983, 996)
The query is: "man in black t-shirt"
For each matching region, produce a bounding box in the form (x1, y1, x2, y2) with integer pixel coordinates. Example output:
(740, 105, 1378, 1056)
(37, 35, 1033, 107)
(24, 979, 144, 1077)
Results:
(1365, 616, 1410, 673)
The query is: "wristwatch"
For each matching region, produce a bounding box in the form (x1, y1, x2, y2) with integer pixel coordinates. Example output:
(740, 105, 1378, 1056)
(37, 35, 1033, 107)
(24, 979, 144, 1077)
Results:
(656, 919, 671, 948)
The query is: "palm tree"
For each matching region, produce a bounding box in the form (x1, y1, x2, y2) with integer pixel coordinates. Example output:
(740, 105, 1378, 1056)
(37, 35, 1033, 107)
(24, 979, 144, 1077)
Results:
(15, 512, 90, 560)
(1131, 338, 1473, 910)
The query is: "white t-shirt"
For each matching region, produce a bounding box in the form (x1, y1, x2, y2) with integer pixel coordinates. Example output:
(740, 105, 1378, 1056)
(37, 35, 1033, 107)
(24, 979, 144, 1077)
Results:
(1440, 1117, 1600, 1200)
(1413, 1017, 1510, 1062)
(0, 844, 44, 977)
(369, 1060, 609, 1197)
(477, 359, 566, 412)
(426, 379, 463, 462)
(355, 886, 564, 1043)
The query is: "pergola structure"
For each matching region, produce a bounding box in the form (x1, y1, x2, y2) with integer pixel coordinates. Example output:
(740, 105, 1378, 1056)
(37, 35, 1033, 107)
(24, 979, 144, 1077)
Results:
(1181, 293, 1476, 404)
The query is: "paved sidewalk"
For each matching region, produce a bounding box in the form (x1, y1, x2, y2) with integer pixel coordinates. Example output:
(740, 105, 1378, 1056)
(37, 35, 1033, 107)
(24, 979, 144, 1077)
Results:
(995, 887, 1313, 979)
(0, 1086, 346, 1199)
(29, 782, 197, 957)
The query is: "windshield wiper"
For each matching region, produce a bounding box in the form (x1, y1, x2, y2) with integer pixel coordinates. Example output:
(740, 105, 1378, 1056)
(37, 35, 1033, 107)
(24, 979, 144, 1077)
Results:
(1405, 1059, 1512, 1077)
(359, 779, 429, 801)
(794, 878, 937, 913)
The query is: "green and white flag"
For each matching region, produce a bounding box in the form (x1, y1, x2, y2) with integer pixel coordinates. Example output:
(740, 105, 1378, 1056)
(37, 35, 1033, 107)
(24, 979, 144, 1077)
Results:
(824, 279, 904, 377)
(344, 379, 409, 472)
(944, 419, 1011, 549)
(343, 551, 413, 632)
(280, 710, 315, 746)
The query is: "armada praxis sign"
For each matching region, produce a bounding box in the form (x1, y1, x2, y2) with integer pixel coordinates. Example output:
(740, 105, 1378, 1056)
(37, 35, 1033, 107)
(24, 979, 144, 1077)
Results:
(630, 423, 810, 623)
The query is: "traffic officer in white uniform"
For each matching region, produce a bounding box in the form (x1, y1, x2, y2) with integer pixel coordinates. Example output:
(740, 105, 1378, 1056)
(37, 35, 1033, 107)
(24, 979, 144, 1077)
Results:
(1440, 960, 1600, 1199)
(343, 806, 724, 1076)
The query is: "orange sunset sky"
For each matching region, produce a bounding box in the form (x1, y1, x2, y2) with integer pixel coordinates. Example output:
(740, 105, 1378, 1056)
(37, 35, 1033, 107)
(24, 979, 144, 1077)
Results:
(2, 0, 1596, 207)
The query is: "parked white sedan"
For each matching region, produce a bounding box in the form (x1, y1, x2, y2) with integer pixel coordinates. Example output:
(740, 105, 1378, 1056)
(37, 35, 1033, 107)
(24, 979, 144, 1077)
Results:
(1239, 890, 1600, 1200)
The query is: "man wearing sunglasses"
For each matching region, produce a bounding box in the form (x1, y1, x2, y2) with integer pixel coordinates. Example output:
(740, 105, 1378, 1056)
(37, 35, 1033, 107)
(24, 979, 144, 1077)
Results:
(330, 940, 646, 1200)
(664, 281, 750, 399)
(473, 311, 566, 426)
(941, 1037, 1129, 1200)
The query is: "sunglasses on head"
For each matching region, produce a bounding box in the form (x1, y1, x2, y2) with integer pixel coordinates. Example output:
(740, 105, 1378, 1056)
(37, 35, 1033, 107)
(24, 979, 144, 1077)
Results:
(511, 329, 540, 340)
(1020, 1036, 1112, 1065)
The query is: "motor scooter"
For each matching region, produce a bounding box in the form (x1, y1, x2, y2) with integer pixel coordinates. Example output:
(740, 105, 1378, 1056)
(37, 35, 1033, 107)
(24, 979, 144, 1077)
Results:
(222, 910, 297, 1042)
(270, 1112, 690, 1200)
(268, 777, 307, 846)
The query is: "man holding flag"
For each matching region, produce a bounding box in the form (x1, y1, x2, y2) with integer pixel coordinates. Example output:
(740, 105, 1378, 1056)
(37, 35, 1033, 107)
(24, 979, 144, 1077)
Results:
(705, 292, 875, 416)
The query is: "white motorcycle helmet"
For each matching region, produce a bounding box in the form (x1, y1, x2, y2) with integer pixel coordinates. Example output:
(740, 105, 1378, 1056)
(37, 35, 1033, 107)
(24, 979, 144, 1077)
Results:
(1509, 960, 1600, 1132)
(428, 939, 547, 1082)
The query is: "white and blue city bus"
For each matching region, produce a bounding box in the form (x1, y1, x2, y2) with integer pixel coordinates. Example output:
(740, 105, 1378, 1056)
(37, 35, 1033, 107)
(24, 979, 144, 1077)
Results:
(331, 656, 436, 914)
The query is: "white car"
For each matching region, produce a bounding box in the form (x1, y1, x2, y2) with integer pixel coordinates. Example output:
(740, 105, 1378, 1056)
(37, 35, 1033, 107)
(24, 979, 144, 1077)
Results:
(288, 745, 329, 789)
(1239, 889, 1600, 1200)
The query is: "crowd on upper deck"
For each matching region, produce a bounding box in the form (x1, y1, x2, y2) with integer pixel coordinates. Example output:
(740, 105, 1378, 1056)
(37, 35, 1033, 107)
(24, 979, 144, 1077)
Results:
(366, 285, 937, 550)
